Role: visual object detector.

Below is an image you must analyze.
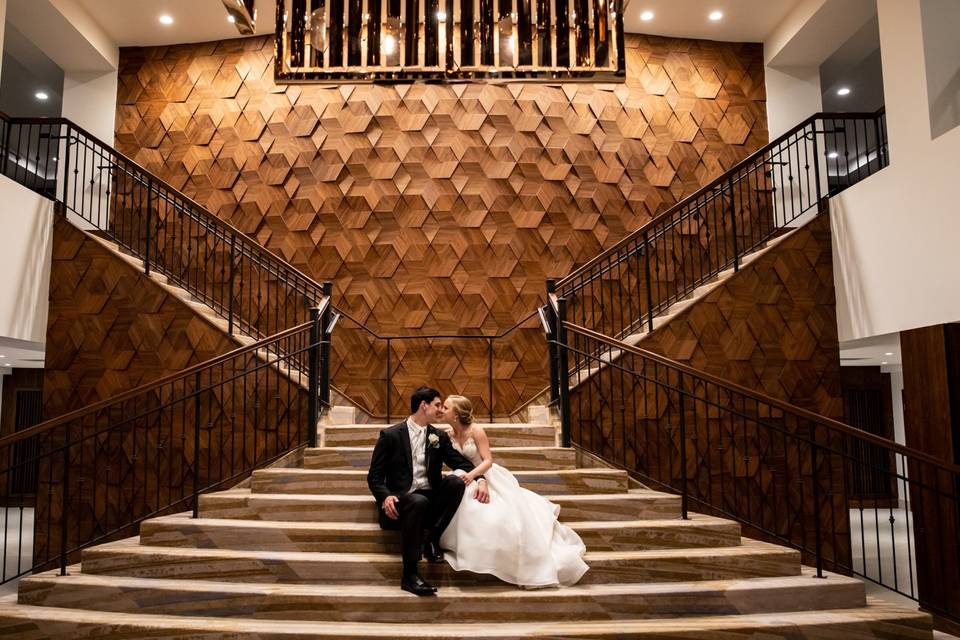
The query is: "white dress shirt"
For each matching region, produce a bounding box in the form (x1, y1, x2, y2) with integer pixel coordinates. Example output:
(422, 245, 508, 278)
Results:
(406, 417, 430, 493)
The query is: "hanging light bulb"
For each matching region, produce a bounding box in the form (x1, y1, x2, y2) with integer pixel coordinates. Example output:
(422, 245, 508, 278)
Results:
(384, 34, 397, 54)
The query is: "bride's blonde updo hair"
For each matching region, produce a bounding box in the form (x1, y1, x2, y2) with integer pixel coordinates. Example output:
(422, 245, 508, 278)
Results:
(446, 395, 475, 426)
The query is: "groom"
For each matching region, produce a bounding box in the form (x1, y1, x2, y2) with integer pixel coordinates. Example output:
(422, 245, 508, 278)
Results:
(366, 386, 479, 596)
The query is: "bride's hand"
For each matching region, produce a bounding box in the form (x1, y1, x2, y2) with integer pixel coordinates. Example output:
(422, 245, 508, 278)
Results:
(462, 473, 474, 486)
(474, 479, 490, 503)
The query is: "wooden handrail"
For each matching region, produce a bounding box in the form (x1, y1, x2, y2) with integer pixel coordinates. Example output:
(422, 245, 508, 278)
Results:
(0, 300, 327, 450)
(556, 109, 886, 289)
(565, 321, 960, 476)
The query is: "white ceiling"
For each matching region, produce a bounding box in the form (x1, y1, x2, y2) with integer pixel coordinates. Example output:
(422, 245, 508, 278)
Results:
(0, 338, 45, 370)
(839, 332, 901, 368)
(73, 0, 802, 48)
(622, 0, 801, 43)
(74, 0, 274, 47)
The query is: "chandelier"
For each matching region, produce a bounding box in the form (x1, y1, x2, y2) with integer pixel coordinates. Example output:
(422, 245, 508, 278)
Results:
(274, 0, 625, 82)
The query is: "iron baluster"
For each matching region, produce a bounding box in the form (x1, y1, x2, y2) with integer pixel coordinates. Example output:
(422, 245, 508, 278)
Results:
(308, 306, 321, 448)
(812, 122, 824, 209)
(556, 297, 571, 448)
(228, 232, 237, 335)
(546, 280, 560, 407)
(643, 231, 654, 333)
(728, 176, 739, 272)
(810, 426, 825, 579)
(678, 372, 689, 520)
(319, 282, 333, 410)
(192, 371, 202, 518)
(59, 422, 72, 576)
(144, 178, 153, 276)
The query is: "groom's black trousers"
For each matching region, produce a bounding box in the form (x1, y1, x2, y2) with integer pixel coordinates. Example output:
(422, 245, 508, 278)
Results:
(379, 475, 466, 576)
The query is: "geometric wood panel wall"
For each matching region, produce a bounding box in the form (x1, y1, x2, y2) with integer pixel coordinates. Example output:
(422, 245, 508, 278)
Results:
(626, 211, 849, 569)
(38, 216, 306, 566)
(570, 212, 850, 571)
(638, 212, 844, 420)
(42, 217, 240, 421)
(115, 33, 768, 415)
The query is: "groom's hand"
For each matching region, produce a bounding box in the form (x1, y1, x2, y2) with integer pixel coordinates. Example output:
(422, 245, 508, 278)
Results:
(383, 495, 400, 519)
(474, 479, 490, 504)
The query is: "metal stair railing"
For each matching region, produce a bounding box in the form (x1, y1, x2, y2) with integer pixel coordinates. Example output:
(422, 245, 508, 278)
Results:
(551, 321, 960, 627)
(552, 109, 888, 341)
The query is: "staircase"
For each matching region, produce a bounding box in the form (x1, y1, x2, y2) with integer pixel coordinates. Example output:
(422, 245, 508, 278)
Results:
(0, 408, 931, 638)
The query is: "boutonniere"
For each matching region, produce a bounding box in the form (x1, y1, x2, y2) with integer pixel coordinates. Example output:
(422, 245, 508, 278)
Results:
(427, 433, 440, 449)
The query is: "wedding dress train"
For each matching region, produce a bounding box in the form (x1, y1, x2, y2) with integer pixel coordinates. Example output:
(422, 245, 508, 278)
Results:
(439, 437, 589, 587)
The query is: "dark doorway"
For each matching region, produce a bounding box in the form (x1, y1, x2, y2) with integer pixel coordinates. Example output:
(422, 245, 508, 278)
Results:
(841, 366, 898, 508)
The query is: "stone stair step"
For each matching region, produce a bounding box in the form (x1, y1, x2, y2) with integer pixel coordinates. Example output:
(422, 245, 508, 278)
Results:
(322, 424, 556, 447)
(251, 468, 626, 495)
(199, 489, 681, 523)
(0, 596, 931, 638)
(16, 568, 866, 623)
(139, 513, 740, 553)
(80, 538, 800, 585)
(304, 446, 575, 471)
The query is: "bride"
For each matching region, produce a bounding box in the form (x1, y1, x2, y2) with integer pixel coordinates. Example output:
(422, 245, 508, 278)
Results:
(438, 395, 589, 587)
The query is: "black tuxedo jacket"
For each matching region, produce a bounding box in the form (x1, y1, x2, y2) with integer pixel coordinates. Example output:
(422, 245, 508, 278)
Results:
(366, 421, 475, 506)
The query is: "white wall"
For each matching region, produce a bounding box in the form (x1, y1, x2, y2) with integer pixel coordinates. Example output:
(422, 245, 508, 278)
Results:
(6, 0, 118, 139)
(0, 0, 7, 83)
(920, 0, 960, 139)
(765, 65, 822, 139)
(0, 176, 54, 344)
(62, 69, 118, 143)
(831, 0, 960, 341)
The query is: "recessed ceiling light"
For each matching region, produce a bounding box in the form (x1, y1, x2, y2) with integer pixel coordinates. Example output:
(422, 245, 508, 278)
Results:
(227, 15, 236, 23)
(828, 152, 839, 159)
(709, 10, 723, 21)
(881, 361, 888, 365)
(0, 355, 5, 358)
(640, 10, 654, 21)
(35, 91, 49, 101)
(885, 352, 893, 356)
(159, 14, 174, 25)
(837, 87, 851, 96)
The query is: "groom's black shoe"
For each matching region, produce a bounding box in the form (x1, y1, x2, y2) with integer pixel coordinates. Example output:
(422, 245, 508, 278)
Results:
(401, 573, 437, 596)
(423, 540, 444, 563)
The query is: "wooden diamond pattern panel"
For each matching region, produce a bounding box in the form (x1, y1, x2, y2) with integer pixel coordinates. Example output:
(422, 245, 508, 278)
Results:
(114, 33, 768, 416)
(36, 217, 306, 567)
(42, 218, 239, 420)
(640, 213, 843, 420)
(569, 212, 849, 570)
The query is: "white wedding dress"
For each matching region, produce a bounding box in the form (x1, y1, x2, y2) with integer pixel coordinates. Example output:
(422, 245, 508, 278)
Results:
(439, 437, 589, 587)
